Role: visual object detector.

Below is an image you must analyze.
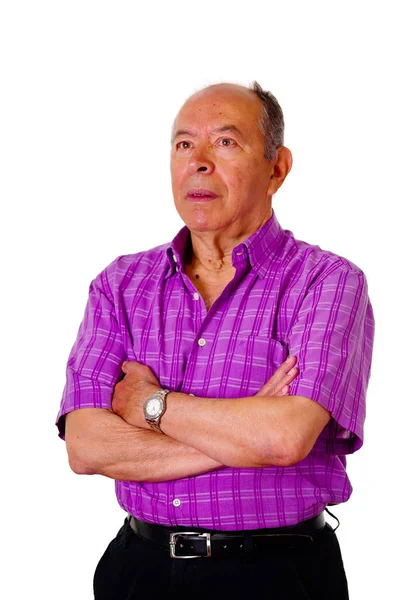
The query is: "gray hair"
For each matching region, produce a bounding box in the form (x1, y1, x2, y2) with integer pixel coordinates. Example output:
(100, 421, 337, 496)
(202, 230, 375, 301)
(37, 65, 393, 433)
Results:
(251, 81, 284, 161)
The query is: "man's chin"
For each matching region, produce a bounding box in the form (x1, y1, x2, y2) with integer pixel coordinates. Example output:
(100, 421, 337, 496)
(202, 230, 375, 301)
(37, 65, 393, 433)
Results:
(183, 216, 221, 233)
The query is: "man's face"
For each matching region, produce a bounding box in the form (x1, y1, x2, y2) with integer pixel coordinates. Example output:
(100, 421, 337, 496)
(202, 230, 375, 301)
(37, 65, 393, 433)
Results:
(170, 84, 275, 235)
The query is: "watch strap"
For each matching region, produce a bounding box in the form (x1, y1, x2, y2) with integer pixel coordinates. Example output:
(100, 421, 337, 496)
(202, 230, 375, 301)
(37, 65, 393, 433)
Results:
(144, 389, 170, 433)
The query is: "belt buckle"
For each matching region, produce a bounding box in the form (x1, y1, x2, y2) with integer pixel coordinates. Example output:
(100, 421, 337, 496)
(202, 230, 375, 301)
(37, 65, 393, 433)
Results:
(169, 532, 211, 559)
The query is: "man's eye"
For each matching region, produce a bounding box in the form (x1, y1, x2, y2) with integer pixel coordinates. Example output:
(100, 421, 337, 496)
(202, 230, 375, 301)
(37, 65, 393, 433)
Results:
(218, 138, 236, 147)
(177, 141, 191, 149)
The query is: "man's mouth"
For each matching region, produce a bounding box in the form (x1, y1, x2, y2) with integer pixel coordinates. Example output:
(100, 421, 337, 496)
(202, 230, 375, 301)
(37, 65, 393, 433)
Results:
(186, 188, 218, 201)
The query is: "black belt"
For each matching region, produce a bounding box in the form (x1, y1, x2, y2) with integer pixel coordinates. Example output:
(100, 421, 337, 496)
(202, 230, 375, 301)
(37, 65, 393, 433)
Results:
(128, 512, 326, 559)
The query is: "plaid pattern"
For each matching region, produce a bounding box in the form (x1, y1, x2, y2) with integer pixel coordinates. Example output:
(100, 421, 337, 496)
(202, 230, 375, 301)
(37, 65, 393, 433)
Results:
(57, 210, 374, 529)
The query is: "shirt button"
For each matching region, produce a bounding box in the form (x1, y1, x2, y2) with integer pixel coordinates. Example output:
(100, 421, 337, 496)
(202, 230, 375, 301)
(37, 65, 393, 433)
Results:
(172, 498, 181, 507)
(172, 254, 177, 263)
(198, 338, 206, 347)
(193, 292, 200, 301)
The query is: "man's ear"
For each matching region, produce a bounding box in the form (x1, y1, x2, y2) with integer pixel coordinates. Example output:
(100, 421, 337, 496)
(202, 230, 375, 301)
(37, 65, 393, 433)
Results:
(268, 146, 293, 195)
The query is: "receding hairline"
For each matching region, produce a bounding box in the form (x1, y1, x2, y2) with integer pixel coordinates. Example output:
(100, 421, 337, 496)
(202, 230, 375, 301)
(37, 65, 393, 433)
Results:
(171, 81, 284, 161)
(171, 82, 262, 141)
(177, 82, 261, 116)
(186, 82, 257, 100)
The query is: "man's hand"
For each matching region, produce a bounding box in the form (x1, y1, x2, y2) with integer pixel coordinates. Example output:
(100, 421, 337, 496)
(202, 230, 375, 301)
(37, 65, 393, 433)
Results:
(255, 355, 298, 397)
(112, 355, 298, 429)
(111, 361, 162, 428)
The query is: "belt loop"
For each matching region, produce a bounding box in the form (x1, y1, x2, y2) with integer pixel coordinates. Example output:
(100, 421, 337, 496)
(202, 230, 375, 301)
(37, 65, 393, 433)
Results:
(243, 531, 253, 554)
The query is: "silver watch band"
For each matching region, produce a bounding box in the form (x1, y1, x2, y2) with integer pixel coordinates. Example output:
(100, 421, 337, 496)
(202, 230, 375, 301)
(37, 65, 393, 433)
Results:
(144, 389, 170, 433)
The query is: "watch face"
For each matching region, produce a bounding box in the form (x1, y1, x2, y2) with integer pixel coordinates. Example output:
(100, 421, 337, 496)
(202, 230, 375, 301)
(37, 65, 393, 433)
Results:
(146, 398, 162, 418)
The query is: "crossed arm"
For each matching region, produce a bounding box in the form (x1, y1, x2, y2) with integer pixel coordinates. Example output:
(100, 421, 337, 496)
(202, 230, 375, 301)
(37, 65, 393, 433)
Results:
(66, 408, 224, 482)
(66, 356, 331, 482)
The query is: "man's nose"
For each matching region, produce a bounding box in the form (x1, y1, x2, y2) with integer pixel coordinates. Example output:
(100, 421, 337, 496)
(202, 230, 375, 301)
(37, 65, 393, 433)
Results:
(187, 148, 215, 175)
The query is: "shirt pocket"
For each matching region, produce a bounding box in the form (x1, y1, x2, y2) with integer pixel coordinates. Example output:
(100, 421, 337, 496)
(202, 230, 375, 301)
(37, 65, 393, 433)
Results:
(226, 335, 288, 396)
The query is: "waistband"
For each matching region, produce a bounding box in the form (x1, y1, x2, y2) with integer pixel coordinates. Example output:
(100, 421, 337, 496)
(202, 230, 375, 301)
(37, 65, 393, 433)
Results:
(128, 512, 326, 559)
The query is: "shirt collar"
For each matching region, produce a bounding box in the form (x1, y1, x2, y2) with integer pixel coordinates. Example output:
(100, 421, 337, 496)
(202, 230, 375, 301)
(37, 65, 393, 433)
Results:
(165, 209, 286, 279)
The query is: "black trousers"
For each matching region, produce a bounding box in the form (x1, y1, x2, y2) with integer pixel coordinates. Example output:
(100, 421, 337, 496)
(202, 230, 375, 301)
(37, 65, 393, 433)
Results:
(93, 517, 349, 599)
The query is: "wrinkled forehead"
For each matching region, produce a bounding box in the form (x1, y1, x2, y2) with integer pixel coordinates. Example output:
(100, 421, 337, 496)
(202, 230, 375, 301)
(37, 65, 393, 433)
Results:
(173, 86, 262, 138)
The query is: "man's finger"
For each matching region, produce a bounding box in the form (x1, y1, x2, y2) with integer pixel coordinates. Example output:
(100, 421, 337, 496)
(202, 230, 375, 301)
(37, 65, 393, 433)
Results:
(256, 357, 298, 397)
(267, 356, 296, 383)
(286, 366, 298, 380)
(261, 369, 297, 396)
(121, 360, 141, 374)
(274, 384, 290, 397)
(264, 356, 296, 385)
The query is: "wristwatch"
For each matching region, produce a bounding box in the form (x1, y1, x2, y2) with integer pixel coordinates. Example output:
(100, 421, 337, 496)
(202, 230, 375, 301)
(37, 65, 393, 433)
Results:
(143, 389, 170, 433)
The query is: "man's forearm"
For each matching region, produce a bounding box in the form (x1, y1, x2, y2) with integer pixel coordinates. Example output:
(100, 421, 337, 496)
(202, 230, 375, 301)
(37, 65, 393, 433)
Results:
(158, 392, 330, 468)
(66, 408, 224, 482)
(160, 393, 280, 468)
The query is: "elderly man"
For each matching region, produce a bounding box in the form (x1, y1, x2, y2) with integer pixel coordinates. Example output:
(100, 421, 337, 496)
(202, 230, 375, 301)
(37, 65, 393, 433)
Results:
(57, 81, 374, 599)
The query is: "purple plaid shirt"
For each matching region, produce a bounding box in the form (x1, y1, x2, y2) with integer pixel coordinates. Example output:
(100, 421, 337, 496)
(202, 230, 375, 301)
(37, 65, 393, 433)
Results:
(57, 210, 374, 529)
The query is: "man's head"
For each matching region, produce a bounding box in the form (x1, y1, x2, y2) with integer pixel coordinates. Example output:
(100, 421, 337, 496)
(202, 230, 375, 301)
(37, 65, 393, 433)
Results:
(170, 82, 292, 236)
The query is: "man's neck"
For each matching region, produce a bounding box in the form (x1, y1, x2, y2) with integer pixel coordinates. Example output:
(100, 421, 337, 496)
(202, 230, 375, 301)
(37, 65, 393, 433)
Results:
(186, 209, 272, 275)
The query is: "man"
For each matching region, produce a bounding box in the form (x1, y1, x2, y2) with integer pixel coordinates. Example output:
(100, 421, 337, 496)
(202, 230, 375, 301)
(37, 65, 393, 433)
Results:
(57, 81, 374, 599)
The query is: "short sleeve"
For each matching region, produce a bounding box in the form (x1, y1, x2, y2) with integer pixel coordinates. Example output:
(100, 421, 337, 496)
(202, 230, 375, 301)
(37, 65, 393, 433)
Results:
(287, 265, 374, 454)
(56, 268, 125, 439)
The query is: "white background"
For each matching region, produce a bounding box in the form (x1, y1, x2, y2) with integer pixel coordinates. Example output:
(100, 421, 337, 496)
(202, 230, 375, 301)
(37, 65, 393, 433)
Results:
(1, 1, 398, 598)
